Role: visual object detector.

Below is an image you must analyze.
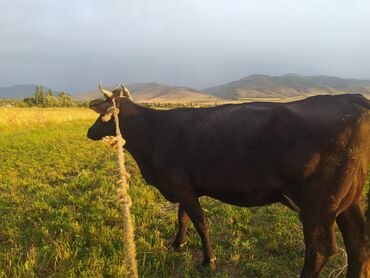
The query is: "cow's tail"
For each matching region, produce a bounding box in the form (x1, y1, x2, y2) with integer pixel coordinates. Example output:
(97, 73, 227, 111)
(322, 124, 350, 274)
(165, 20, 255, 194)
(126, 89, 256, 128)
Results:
(365, 130, 370, 262)
(365, 179, 370, 277)
(367, 176, 370, 227)
(352, 94, 370, 244)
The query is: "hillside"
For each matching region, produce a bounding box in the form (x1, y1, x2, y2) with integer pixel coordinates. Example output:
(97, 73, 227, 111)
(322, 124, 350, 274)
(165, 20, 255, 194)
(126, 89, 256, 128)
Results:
(0, 84, 56, 99)
(3, 75, 370, 102)
(203, 74, 370, 99)
(76, 83, 222, 103)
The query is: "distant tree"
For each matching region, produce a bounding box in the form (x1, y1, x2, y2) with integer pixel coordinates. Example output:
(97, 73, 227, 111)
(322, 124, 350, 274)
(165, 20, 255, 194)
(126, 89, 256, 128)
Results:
(58, 92, 74, 107)
(34, 86, 44, 105)
(20, 88, 81, 107)
(23, 97, 36, 106)
(44, 95, 59, 107)
(41, 89, 57, 107)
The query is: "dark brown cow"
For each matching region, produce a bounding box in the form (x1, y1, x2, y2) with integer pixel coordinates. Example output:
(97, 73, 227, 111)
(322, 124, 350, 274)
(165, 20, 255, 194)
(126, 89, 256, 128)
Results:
(87, 85, 370, 278)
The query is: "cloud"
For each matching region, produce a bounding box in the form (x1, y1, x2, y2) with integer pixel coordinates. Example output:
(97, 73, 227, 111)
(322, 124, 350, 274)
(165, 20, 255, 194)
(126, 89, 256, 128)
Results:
(0, 0, 369, 93)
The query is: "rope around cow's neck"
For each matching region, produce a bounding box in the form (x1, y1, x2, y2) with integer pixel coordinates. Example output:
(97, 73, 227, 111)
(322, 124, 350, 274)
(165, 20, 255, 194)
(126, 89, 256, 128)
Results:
(112, 97, 138, 278)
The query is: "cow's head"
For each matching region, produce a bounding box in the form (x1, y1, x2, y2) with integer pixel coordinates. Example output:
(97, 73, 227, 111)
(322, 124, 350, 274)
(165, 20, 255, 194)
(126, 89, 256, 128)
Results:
(87, 83, 132, 140)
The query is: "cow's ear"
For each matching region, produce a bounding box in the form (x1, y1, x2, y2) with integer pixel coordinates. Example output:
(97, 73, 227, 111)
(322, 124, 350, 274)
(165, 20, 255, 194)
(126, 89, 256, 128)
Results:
(89, 99, 112, 114)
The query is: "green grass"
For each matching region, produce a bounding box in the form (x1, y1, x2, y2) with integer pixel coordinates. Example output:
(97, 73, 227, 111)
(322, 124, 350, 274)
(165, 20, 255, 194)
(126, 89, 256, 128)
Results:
(0, 118, 368, 277)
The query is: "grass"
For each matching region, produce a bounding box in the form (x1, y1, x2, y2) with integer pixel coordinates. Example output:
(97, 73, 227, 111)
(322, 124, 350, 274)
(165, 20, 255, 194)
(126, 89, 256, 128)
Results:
(0, 108, 368, 277)
(0, 107, 96, 133)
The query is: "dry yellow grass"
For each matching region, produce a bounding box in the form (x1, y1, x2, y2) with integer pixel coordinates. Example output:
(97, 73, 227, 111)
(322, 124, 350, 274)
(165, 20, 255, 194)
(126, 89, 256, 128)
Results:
(0, 107, 97, 133)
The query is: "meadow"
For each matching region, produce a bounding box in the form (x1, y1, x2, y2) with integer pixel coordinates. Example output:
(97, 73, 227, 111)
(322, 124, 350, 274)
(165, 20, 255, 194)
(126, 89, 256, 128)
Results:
(0, 107, 96, 133)
(0, 107, 368, 277)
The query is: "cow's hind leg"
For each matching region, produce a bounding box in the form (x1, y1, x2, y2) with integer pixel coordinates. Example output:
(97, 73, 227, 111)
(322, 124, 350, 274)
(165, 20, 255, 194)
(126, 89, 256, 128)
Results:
(172, 204, 189, 250)
(301, 214, 337, 278)
(336, 201, 370, 278)
(177, 192, 216, 269)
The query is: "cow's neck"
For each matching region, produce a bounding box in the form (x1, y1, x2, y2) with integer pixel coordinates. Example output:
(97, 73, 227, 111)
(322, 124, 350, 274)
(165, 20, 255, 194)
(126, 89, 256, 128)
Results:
(118, 100, 160, 162)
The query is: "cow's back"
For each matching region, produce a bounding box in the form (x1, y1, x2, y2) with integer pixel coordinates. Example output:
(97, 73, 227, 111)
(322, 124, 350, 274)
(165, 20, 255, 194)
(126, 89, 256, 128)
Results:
(148, 95, 369, 205)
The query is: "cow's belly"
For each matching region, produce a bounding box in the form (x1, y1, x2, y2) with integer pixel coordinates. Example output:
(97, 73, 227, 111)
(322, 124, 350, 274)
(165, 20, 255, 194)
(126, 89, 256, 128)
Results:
(204, 188, 282, 207)
(194, 174, 281, 207)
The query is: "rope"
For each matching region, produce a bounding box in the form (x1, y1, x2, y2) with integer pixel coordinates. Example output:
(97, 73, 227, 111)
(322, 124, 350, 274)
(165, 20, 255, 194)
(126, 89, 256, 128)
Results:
(112, 97, 138, 278)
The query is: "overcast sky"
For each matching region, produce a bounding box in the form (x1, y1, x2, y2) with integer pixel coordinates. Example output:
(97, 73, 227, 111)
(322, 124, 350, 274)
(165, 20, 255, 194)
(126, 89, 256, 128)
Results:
(1, 0, 369, 93)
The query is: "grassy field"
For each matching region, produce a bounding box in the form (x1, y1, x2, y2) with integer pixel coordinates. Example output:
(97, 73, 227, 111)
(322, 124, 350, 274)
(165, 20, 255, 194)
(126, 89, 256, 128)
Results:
(0, 107, 96, 133)
(0, 108, 368, 277)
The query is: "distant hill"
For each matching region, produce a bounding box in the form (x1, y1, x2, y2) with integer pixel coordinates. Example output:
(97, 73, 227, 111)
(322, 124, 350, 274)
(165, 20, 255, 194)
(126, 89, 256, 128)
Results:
(203, 74, 370, 99)
(4, 74, 370, 102)
(76, 82, 222, 103)
(0, 84, 56, 99)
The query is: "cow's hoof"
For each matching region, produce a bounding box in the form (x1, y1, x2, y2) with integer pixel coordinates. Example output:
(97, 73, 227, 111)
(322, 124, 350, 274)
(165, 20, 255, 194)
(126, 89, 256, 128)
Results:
(172, 241, 187, 251)
(197, 257, 217, 271)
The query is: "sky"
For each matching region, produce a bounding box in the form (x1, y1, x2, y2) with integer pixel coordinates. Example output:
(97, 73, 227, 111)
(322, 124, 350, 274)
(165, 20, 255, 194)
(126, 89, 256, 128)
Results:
(1, 0, 370, 93)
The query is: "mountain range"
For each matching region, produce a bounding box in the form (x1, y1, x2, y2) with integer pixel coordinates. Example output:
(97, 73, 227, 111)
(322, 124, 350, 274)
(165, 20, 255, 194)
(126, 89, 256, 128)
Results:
(203, 74, 370, 99)
(75, 83, 222, 103)
(0, 84, 56, 99)
(1, 74, 370, 102)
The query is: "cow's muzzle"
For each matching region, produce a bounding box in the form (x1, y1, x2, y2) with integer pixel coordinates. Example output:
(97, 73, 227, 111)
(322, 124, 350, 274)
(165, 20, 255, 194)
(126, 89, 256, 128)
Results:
(87, 127, 102, 141)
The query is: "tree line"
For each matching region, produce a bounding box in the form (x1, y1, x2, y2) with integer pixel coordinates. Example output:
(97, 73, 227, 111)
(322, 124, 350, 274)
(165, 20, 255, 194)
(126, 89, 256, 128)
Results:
(0, 86, 88, 107)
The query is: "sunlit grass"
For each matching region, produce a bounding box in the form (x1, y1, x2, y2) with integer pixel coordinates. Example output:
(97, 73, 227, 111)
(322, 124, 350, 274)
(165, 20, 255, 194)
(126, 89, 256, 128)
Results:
(0, 107, 96, 133)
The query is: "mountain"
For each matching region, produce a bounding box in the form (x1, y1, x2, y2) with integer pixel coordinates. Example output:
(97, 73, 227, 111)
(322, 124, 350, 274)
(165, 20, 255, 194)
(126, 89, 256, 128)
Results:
(0, 84, 56, 99)
(4, 74, 370, 102)
(203, 74, 370, 99)
(76, 82, 222, 103)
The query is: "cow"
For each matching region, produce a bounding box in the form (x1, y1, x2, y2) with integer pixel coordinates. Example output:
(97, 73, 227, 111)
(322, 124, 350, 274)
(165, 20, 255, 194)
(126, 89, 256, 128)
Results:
(87, 84, 370, 278)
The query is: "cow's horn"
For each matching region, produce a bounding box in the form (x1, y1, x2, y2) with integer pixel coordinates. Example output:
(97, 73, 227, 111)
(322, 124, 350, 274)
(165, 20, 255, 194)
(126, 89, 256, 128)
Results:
(120, 84, 133, 100)
(99, 83, 113, 98)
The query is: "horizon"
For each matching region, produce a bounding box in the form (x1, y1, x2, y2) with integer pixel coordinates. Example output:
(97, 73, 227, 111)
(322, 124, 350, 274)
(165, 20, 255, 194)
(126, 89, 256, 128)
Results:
(2, 72, 370, 95)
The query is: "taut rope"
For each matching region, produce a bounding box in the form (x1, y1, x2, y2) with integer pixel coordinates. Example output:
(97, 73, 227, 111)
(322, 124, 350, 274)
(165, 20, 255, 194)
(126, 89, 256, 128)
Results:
(111, 97, 138, 277)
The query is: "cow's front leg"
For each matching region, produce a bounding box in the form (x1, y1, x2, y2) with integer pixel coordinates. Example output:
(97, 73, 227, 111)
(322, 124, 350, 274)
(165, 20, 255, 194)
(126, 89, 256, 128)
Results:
(301, 214, 337, 278)
(172, 204, 189, 250)
(178, 192, 216, 269)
